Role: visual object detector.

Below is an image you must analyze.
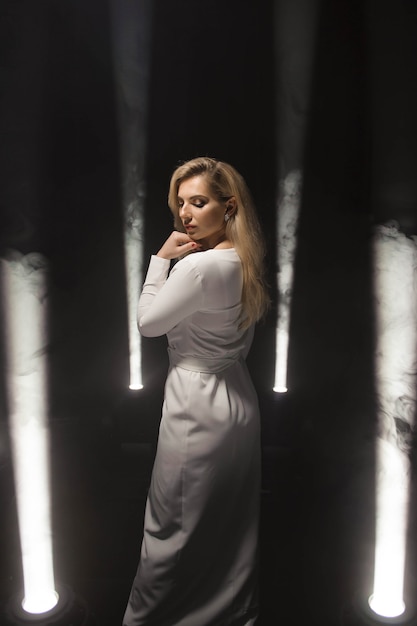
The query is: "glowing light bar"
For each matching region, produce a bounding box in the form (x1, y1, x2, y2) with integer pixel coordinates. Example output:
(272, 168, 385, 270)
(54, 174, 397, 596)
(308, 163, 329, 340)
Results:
(370, 222, 417, 618)
(125, 230, 144, 390)
(273, 170, 302, 393)
(370, 439, 408, 618)
(1, 252, 58, 614)
(110, 0, 152, 391)
(273, 327, 289, 393)
(129, 383, 144, 391)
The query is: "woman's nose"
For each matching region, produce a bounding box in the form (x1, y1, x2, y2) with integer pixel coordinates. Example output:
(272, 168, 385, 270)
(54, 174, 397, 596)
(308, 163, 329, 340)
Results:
(179, 203, 191, 221)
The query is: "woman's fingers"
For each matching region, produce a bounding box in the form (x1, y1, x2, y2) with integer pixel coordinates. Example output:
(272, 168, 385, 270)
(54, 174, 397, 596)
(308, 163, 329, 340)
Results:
(157, 231, 202, 260)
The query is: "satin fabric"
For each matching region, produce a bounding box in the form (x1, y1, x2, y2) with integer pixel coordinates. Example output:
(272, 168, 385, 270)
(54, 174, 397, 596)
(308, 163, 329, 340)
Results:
(123, 250, 260, 626)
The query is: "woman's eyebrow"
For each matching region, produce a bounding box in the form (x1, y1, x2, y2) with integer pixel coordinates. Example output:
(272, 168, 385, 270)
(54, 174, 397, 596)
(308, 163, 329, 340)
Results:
(178, 194, 208, 201)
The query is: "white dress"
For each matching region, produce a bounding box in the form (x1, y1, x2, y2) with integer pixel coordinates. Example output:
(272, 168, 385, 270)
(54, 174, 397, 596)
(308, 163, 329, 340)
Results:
(123, 249, 260, 626)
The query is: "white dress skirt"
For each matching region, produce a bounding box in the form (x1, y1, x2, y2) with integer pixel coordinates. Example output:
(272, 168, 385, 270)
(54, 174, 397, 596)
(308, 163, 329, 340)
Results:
(123, 250, 261, 626)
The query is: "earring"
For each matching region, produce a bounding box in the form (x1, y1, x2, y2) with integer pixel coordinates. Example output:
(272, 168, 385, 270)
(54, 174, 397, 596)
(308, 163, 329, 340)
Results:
(224, 212, 230, 222)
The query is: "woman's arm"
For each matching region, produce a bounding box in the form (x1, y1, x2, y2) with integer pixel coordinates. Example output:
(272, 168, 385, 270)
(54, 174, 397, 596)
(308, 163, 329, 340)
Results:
(138, 256, 204, 336)
(137, 232, 203, 337)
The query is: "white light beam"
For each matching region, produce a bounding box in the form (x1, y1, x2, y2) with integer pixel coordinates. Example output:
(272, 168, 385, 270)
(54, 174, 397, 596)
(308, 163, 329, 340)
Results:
(370, 222, 417, 618)
(125, 208, 144, 391)
(274, 170, 302, 393)
(2, 252, 58, 614)
(110, 0, 152, 391)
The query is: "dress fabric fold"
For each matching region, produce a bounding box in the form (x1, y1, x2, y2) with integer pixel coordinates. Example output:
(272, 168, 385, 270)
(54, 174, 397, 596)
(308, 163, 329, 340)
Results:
(123, 249, 261, 626)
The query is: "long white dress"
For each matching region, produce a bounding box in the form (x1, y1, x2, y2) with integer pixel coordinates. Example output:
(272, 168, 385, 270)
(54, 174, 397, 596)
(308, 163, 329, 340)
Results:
(123, 249, 261, 626)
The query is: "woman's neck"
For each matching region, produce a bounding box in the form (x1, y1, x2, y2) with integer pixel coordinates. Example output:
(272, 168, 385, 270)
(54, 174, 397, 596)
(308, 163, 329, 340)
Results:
(198, 233, 233, 250)
(213, 239, 233, 249)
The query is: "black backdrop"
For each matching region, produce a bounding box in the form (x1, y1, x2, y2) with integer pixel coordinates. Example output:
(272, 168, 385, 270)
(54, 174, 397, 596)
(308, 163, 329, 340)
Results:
(1, 1, 417, 623)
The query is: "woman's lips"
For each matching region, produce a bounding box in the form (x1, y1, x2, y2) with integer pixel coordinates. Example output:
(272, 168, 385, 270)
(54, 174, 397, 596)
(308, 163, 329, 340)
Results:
(185, 225, 195, 231)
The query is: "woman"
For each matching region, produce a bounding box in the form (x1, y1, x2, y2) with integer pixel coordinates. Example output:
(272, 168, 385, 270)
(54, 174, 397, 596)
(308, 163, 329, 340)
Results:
(123, 157, 269, 626)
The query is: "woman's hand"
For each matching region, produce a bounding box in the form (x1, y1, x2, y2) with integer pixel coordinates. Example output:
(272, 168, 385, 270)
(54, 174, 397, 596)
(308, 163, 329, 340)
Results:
(156, 231, 202, 260)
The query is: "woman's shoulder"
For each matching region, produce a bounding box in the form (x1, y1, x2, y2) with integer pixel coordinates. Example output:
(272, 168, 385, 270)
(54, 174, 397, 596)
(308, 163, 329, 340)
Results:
(180, 248, 239, 272)
(180, 249, 242, 287)
(186, 247, 239, 263)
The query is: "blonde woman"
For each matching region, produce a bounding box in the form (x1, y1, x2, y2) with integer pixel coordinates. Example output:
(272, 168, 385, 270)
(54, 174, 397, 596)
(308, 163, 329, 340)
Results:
(123, 157, 269, 626)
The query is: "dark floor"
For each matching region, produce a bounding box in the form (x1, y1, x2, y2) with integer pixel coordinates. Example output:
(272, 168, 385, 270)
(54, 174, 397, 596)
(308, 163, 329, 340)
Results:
(0, 396, 383, 626)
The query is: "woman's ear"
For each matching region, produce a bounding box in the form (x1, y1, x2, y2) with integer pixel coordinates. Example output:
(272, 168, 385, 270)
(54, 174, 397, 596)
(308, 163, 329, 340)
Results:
(225, 196, 237, 216)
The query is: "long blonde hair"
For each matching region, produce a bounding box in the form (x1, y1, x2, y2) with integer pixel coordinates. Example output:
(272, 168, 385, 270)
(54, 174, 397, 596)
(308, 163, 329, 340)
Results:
(168, 157, 269, 328)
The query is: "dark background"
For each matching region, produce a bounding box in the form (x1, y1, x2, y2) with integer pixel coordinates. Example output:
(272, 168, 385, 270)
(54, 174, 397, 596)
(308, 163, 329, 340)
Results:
(0, 0, 416, 624)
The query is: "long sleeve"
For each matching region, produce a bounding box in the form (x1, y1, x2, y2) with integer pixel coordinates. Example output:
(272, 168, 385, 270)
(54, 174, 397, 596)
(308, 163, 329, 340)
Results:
(137, 255, 204, 337)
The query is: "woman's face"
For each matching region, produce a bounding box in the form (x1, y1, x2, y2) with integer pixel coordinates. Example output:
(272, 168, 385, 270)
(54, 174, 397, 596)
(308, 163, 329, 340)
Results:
(177, 175, 229, 249)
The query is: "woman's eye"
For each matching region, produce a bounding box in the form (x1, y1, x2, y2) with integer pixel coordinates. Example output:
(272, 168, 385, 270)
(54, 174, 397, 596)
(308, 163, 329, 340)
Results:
(194, 200, 205, 208)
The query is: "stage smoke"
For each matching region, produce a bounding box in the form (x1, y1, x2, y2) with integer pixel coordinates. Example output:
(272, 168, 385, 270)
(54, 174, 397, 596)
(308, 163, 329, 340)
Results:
(274, 169, 302, 392)
(124, 202, 145, 391)
(110, 0, 152, 390)
(1, 252, 57, 614)
(370, 222, 417, 618)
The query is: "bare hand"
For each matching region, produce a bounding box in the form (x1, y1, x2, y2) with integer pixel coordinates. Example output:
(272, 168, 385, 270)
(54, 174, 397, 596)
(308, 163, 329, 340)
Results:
(156, 231, 202, 260)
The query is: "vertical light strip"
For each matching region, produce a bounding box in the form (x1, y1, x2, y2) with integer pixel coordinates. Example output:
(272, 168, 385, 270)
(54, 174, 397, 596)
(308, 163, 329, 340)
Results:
(273, 0, 320, 393)
(110, 0, 152, 390)
(274, 170, 302, 392)
(2, 252, 58, 614)
(370, 222, 417, 618)
(125, 203, 145, 391)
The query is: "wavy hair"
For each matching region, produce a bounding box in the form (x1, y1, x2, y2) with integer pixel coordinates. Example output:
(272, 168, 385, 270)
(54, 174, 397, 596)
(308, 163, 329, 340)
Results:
(168, 156, 269, 328)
